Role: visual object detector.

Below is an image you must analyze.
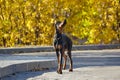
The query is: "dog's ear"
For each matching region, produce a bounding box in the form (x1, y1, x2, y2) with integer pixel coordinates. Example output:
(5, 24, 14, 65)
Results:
(59, 19, 67, 28)
(54, 20, 57, 29)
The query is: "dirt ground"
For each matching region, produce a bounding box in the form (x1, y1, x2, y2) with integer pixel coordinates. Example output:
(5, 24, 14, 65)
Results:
(1, 49, 120, 80)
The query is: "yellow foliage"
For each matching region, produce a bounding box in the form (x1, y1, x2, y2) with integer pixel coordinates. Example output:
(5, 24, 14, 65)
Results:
(0, 0, 120, 47)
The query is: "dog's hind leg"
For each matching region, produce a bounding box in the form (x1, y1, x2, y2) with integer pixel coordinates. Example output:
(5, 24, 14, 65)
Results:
(68, 50, 73, 72)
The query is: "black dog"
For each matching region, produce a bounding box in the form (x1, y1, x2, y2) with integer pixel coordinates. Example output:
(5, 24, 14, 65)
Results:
(53, 19, 73, 74)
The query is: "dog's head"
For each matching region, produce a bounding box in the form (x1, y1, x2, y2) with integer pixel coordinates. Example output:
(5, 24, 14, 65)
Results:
(54, 19, 67, 49)
(54, 19, 67, 42)
(54, 19, 67, 33)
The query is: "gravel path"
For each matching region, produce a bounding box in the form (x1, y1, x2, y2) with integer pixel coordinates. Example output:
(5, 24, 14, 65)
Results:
(1, 49, 120, 80)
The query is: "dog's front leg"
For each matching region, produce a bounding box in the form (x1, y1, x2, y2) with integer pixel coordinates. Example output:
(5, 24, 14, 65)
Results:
(55, 49, 60, 73)
(56, 49, 59, 64)
(63, 53, 67, 70)
(57, 48, 63, 74)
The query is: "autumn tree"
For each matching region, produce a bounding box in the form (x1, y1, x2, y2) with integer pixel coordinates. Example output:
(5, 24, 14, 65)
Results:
(0, 0, 120, 47)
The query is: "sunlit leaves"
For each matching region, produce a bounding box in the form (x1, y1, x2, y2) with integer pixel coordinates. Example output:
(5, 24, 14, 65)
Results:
(0, 0, 120, 47)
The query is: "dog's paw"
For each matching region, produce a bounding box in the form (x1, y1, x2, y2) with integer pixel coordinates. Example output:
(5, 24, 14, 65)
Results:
(69, 69, 73, 72)
(57, 70, 62, 74)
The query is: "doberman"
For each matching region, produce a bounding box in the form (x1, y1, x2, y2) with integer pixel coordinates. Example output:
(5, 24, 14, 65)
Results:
(53, 19, 73, 74)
